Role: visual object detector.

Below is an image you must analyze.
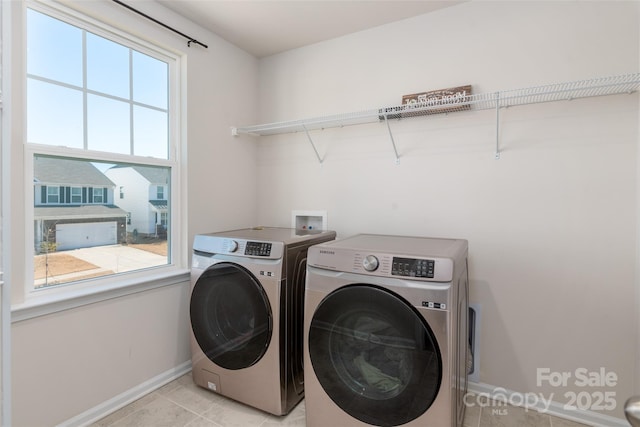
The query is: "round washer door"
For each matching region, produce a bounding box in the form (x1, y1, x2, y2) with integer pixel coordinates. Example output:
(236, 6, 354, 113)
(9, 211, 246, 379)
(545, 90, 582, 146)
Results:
(190, 262, 272, 370)
(308, 284, 442, 426)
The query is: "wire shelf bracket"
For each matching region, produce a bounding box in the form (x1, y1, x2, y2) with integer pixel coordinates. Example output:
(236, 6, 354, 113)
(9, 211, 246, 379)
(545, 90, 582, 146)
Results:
(495, 92, 501, 160)
(232, 72, 640, 162)
(383, 114, 401, 164)
(302, 124, 324, 164)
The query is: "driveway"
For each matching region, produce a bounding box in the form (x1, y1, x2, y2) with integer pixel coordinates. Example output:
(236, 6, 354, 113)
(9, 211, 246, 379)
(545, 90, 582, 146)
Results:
(69, 244, 167, 273)
(34, 244, 168, 288)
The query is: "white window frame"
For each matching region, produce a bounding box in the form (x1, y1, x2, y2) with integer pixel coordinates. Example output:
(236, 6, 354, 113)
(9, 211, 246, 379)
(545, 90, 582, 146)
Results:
(46, 186, 59, 204)
(13, 0, 188, 319)
(0, 1, 10, 425)
(91, 187, 104, 204)
(70, 186, 82, 203)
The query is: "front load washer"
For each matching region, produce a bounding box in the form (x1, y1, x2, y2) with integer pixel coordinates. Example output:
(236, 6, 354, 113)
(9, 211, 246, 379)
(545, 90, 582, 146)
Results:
(304, 234, 469, 427)
(190, 227, 336, 415)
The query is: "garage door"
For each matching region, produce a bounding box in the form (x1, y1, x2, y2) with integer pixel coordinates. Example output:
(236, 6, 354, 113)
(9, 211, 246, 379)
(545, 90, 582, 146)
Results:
(56, 222, 117, 250)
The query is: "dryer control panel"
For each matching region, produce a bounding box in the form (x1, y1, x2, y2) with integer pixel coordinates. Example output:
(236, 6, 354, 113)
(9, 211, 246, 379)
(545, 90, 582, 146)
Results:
(311, 249, 453, 282)
(307, 234, 466, 283)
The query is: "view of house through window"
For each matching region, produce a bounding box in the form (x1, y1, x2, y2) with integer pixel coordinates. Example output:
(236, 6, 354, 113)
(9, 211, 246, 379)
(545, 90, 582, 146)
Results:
(34, 156, 170, 289)
(27, 6, 177, 290)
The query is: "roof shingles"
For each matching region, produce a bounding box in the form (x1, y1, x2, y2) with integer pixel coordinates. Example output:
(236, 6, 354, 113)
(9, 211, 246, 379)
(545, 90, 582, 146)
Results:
(34, 157, 115, 186)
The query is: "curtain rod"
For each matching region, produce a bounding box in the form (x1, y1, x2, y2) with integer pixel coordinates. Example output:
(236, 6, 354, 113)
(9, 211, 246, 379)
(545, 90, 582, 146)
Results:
(112, 0, 208, 48)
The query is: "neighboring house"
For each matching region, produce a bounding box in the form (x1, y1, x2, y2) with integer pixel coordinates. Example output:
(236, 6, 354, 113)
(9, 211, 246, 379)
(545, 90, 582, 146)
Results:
(104, 165, 169, 238)
(34, 156, 128, 252)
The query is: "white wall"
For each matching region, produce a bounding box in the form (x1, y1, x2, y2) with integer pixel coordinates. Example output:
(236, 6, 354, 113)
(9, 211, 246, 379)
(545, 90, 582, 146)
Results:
(253, 1, 639, 420)
(7, 0, 259, 425)
(12, 284, 190, 426)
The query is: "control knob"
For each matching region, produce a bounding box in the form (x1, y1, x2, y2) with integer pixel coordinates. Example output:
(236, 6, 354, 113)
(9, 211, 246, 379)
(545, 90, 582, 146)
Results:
(228, 240, 238, 253)
(363, 255, 379, 272)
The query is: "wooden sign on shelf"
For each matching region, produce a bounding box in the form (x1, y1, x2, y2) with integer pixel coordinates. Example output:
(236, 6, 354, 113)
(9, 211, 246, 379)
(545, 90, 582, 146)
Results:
(380, 85, 472, 119)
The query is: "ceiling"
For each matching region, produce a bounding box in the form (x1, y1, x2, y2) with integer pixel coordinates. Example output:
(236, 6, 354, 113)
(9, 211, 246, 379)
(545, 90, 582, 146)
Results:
(158, 0, 464, 58)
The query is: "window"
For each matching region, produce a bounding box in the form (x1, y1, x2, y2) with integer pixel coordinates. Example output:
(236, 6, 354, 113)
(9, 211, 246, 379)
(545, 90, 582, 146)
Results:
(27, 8, 169, 155)
(91, 187, 105, 204)
(27, 4, 180, 292)
(71, 187, 82, 203)
(46, 186, 59, 204)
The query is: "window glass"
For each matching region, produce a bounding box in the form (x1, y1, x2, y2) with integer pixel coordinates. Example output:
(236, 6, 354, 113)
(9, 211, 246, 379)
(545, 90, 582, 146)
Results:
(87, 94, 131, 154)
(133, 106, 168, 158)
(92, 187, 104, 203)
(33, 155, 170, 289)
(27, 6, 177, 292)
(46, 186, 59, 204)
(27, 8, 82, 86)
(71, 187, 82, 203)
(133, 51, 168, 109)
(27, 8, 169, 159)
(27, 79, 84, 147)
(86, 32, 130, 99)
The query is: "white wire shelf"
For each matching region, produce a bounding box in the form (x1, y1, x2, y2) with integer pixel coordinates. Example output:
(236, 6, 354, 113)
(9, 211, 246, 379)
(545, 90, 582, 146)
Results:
(231, 72, 640, 161)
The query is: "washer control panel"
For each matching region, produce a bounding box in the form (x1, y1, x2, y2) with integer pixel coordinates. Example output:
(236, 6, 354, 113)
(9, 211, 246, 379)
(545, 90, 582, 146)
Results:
(392, 257, 435, 278)
(193, 234, 284, 260)
(245, 241, 272, 257)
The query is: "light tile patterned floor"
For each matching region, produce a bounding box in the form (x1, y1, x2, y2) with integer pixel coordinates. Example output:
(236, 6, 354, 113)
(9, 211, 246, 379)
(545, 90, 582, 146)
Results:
(91, 373, 592, 427)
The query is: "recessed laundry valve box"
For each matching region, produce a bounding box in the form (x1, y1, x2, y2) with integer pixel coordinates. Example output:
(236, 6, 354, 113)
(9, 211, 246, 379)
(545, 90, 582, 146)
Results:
(292, 210, 327, 230)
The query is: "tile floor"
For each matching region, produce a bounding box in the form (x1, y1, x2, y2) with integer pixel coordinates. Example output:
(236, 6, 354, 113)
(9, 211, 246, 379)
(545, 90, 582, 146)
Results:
(91, 373, 593, 427)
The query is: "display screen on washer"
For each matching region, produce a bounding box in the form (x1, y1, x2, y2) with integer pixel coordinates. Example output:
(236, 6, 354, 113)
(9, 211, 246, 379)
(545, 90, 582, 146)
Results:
(245, 241, 272, 257)
(392, 257, 434, 278)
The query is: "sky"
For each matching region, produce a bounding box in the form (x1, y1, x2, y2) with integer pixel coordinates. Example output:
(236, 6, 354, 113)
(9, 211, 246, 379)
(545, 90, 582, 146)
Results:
(26, 8, 170, 160)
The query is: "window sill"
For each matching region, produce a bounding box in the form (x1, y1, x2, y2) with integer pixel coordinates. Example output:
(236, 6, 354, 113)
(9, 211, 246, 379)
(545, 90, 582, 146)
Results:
(11, 268, 190, 323)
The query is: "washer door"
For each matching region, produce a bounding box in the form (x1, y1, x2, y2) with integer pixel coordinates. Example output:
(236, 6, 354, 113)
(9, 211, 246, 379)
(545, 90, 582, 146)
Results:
(308, 284, 442, 426)
(190, 262, 272, 370)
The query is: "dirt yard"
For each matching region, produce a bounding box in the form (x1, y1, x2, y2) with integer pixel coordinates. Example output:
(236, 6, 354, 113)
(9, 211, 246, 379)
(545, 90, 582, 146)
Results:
(34, 240, 168, 280)
(34, 253, 99, 280)
(128, 240, 168, 256)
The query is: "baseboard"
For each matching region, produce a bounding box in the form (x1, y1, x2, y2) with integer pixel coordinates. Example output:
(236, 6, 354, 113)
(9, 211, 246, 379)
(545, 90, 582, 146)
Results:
(467, 381, 628, 427)
(59, 361, 192, 427)
(57, 368, 628, 427)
